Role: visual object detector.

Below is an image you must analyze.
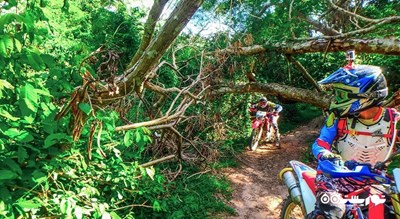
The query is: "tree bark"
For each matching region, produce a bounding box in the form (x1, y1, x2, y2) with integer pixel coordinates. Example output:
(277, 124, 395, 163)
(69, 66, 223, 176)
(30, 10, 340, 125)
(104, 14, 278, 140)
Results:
(211, 82, 330, 108)
(127, 0, 169, 69)
(218, 38, 400, 56)
(95, 0, 204, 103)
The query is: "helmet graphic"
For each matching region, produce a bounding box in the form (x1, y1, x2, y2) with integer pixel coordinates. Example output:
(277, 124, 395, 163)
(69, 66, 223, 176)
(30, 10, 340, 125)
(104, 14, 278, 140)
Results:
(319, 65, 387, 117)
(259, 96, 268, 108)
(259, 96, 267, 102)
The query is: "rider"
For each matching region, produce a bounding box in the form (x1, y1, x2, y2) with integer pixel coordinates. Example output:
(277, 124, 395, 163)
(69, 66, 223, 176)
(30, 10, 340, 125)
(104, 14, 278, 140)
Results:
(249, 96, 283, 147)
(308, 51, 400, 219)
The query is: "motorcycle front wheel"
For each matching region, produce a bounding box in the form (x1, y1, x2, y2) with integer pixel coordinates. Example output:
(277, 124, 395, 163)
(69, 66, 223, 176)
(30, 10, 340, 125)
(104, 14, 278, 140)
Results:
(280, 196, 304, 219)
(248, 127, 263, 151)
(265, 123, 276, 143)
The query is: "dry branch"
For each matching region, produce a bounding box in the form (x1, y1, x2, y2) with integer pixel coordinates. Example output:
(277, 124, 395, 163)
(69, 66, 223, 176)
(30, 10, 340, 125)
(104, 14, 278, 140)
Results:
(140, 154, 176, 168)
(217, 38, 400, 56)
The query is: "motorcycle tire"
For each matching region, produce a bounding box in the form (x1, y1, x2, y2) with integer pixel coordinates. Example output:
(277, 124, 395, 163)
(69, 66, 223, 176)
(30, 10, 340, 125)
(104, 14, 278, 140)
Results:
(280, 196, 304, 219)
(248, 127, 263, 151)
(265, 125, 276, 143)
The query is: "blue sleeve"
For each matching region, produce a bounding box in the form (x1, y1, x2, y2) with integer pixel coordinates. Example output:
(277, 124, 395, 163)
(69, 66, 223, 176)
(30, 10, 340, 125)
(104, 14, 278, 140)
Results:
(311, 118, 338, 160)
(275, 104, 283, 113)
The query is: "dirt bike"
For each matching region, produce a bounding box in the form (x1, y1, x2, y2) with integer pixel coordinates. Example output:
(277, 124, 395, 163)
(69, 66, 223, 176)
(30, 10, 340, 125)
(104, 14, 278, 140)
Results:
(248, 111, 275, 151)
(279, 150, 400, 219)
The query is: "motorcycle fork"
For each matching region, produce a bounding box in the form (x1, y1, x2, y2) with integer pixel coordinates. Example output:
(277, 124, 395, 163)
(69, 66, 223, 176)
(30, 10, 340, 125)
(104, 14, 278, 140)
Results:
(391, 194, 400, 219)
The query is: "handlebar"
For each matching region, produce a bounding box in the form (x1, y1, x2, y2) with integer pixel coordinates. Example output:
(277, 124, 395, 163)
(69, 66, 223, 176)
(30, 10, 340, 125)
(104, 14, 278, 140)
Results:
(319, 160, 391, 184)
(319, 149, 400, 183)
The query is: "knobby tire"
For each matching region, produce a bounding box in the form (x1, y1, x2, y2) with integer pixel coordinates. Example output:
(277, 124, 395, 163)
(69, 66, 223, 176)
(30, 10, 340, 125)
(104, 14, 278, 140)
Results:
(280, 196, 304, 219)
(248, 127, 263, 151)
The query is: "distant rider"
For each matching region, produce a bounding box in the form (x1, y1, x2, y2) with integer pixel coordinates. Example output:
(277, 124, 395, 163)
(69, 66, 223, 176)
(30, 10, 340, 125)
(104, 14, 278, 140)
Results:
(249, 96, 283, 147)
(308, 51, 400, 219)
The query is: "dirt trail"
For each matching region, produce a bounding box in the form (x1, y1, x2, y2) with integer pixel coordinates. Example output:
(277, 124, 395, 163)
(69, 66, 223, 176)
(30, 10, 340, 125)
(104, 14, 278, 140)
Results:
(223, 117, 323, 219)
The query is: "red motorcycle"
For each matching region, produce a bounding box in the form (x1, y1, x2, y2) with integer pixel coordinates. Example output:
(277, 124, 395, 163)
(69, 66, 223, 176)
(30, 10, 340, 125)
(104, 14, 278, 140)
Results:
(248, 110, 275, 151)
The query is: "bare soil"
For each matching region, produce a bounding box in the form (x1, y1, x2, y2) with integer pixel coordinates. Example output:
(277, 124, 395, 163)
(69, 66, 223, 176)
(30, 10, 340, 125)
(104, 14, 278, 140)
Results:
(223, 117, 323, 219)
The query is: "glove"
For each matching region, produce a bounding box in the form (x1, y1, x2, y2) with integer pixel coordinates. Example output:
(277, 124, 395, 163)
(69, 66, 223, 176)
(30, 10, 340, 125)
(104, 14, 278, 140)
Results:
(320, 152, 343, 166)
(344, 160, 358, 170)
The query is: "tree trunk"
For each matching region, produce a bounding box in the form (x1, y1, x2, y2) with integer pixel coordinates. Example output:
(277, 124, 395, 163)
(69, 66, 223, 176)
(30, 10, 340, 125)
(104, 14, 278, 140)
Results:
(211, 82, 330, 108)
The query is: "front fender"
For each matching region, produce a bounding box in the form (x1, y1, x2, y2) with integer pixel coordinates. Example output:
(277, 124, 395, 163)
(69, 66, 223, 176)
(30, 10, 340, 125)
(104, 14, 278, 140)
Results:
(252, 119, 264, 129)
(289, 160, 317, 215)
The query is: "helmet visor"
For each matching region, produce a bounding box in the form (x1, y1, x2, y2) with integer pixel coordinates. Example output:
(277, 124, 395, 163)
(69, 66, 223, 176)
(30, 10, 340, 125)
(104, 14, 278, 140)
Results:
(259, 101, 267, 107)
(328, 83, 360, 116)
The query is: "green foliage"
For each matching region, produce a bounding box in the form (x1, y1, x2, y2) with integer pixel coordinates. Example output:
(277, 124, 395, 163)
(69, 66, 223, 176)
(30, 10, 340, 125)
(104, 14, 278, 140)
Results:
(0, 1, 237, 218)
(151, 163, 234, 219)
(0, 1, 173, 218)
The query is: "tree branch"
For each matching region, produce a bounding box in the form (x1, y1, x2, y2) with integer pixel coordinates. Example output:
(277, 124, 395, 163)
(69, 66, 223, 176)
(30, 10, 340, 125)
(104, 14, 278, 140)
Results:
(93, 0, 204, 103)
(123, 0, 204, 90)
(285, 54, 322, 92)
(211, 82, 330, 108)
(127, 0, 169, 69)
(140, 155, 176, 168)
(327, 0, 379, 24)
(256, 1, 273, 17)
(216, 38, 400, 56)
(298, 13, 341, 36)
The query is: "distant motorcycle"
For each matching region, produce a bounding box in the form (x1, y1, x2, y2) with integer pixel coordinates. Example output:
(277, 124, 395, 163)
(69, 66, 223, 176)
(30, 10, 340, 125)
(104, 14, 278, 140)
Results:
(248, 111, 275, 151)
(279, 151, 400, 219)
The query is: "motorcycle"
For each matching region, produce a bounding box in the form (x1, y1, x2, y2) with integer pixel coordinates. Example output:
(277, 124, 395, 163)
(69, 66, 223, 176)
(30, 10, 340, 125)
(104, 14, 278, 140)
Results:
(248, 110, 275, 151)
(279, 150, 400, 219)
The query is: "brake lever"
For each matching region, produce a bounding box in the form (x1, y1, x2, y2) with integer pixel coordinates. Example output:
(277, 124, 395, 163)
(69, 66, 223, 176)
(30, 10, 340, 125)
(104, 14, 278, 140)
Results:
(373, 149, 400, 170)
(374, 161, 386, 171)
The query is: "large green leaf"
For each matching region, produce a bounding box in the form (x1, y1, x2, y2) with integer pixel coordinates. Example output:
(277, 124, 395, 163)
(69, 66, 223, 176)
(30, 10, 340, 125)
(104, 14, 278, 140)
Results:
(123, 131, 133, 146)
(78, 102, 92, 115)
(2, 35, 13, 57)
(17, 146, 28, 163)
(0, 170, 17, 180)
(44, 133, 69, 148)
(41, 54, 56, 68)
(4, 128, 20, 138)
(0, 187, 11, 202)
(0, 39, 6, 57)
(32, 170, 47, 183)
(109, 212, 121, 219)
(22, 115, 35, 124)
(0, 79, 14, 90)
(0, 108, 19, 121)
(3, 128, 34, 142)
(26, 51, 45, 71)
(35, 88, 52, 97)
(15, 199, 41, 210)
(14, 38, 22, 52)
(15, 131, 34, 142)
(4, 158, 22, 175)
(18, 83, 38, 115)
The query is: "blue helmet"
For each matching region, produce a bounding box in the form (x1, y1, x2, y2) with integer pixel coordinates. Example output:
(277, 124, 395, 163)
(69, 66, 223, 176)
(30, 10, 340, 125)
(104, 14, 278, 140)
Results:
(319, 65, 387, 117)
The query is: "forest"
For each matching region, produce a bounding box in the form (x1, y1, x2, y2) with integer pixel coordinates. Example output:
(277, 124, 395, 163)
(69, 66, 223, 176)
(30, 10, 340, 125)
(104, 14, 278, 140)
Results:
(0, 0, 399, 218)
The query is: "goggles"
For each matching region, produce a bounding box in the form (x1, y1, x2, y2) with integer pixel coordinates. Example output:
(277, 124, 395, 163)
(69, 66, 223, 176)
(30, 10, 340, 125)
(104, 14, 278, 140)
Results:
(259, 101, 267, 106)
(329, 84, 388, 104)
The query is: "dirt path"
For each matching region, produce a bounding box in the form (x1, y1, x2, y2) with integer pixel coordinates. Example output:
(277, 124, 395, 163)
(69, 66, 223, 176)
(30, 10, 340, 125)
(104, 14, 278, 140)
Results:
(223, 118, 323, 219)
